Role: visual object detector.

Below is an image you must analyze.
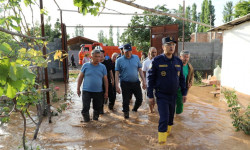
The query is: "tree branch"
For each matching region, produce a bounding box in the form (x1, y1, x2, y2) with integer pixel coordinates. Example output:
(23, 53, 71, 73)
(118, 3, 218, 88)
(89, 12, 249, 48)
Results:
(26, 110, 37, 125)
(0, 27, 48, 40)
(113, 0, 213, 28)
(0, 103, 16, 118)
(20, 111, 27, 150)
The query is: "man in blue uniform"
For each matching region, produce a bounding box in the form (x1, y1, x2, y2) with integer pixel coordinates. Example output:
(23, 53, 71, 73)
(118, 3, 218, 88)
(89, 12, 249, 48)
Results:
(147, 37, 187, 144)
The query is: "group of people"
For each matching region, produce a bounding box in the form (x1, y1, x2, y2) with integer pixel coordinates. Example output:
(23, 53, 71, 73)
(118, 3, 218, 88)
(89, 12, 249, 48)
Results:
(77, 36, 194, 144)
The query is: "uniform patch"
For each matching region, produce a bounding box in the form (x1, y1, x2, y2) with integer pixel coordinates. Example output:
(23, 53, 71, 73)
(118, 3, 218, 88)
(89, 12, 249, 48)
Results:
(159, 64, 168, 67)
(177, 71, 180, 76)
(161, 71, 166, 76)
(175, 65, 181, 67)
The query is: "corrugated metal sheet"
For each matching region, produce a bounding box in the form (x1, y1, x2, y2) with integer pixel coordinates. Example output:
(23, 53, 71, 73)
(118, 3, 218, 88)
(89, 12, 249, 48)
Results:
(208, 13, 250, 32)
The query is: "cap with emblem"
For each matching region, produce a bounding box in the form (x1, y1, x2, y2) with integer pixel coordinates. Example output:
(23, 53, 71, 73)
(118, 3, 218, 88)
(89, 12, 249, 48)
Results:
(119, 45, 124, 50)
(123, 43, 132, 52)
(162, 37, 176, 45)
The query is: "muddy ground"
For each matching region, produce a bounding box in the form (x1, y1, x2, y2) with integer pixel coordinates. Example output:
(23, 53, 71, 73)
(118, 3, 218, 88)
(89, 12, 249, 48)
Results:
(0, 78, 250, 150)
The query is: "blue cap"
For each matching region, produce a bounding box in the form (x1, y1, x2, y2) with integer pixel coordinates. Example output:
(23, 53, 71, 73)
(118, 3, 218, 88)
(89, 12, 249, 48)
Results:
(162, 37, 176, 44)
(123, 43, 132, 52)
(118, 45, 123, 50)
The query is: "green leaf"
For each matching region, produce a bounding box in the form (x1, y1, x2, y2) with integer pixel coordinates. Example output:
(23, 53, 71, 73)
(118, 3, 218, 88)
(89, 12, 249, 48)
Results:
(0, 58, 9, 85)
(10, 23, 21, 32)
(9, 62, 17, 81)
(23, 68, 35, 83)
(1, 117, 10, 123)
(0, 18, 6, 25)
(40, 9, 48, 15)
(0, 42, 12, 55)
(15, 65, 24, 79)
(6, 82, 17, 99)
(10, 79, 26, 92)
(24, 0, 33, 6)
(3, 107, 10, 112)
(18, 48, 26, 53)
(0, 86, 3, 96)
(22, 60, 31, 66)
(11, 16, 21, 24)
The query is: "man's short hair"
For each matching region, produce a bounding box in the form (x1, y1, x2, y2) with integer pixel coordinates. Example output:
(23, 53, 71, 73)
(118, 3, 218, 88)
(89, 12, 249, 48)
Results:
(91, 49, 101, 56)
(149, 47, 156, 53)
(112, 52, 118, 58)
(180, 50, 190, 56)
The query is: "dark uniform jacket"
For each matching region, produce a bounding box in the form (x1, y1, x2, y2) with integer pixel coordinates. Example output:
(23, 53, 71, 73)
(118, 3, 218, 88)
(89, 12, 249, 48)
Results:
(147, 54, 187, 98)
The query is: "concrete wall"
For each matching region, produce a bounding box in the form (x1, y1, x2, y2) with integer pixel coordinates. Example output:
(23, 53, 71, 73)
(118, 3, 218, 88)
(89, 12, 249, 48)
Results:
(68, 50, 80, 66)
(46, 38, 64, 80)
(221, 21, 250, 95)
(21, 38, 64, 80)
(178, 39, 222, 72)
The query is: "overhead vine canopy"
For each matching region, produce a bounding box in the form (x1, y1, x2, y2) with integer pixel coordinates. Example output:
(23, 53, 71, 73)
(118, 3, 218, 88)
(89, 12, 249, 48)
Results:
(73, 0, 107, 16)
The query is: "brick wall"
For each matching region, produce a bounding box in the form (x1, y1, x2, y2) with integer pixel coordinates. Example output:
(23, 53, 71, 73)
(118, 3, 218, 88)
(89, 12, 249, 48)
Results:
(190, 32, 223, 43)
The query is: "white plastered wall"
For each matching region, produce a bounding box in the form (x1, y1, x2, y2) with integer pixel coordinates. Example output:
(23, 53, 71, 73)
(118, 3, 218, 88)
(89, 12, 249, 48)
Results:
(221, 21, 250, 95)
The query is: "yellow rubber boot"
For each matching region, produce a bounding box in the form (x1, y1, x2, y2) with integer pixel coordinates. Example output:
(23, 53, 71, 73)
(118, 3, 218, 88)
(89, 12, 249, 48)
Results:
(158, 132, 167, 144)
(166, 125, 172, 136)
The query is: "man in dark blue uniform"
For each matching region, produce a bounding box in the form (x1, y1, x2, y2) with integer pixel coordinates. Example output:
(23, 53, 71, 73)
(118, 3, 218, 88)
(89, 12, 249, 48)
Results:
(147, 37, 187, 144)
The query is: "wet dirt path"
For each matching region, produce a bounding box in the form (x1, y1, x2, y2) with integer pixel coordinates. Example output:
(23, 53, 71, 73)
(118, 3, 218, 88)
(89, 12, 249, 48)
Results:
(1, 79, 250, 149)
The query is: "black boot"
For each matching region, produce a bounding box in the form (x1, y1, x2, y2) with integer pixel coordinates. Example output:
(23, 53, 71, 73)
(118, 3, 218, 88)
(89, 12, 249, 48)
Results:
(82, 114, 90, 122)
(93, 111, 99, 121)
(132, 103, 141, 112)
(132, 106, 138, 112)
(99, 108, 104, 114)
(108, 105, 113, 110)
(124, 112, 129, 119)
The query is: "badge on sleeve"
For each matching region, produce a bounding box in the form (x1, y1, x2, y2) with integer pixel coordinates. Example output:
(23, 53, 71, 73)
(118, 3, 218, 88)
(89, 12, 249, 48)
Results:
(161, 71, 166, 76)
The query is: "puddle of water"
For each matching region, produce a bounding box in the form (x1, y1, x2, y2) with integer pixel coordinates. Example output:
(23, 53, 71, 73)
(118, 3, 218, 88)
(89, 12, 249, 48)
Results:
(0, 82, 250, 150)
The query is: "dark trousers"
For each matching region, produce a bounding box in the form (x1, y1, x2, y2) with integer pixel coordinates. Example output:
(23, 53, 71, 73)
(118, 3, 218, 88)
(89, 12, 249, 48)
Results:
(113, 82, 117, 102)
(156, 92, 176, 132)
(108, 83, 116, 107)
(81, 91, 103, 116)
(120, 81, 143, 112)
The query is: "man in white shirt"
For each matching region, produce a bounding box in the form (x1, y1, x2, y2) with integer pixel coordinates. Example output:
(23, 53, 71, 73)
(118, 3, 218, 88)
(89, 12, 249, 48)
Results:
(142, 47, 157, 113)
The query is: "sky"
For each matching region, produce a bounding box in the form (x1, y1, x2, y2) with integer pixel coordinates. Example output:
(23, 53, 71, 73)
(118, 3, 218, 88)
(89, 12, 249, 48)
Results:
(20, 0, 240, 44)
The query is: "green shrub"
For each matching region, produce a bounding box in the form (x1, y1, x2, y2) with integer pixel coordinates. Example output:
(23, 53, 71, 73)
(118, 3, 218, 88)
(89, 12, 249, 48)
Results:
(223, 89, 250, 135)
(194, 71, 203, 85)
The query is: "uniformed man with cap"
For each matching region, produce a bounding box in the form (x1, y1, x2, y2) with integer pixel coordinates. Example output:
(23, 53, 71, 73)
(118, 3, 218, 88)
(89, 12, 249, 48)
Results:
(147, 37, 187, 144)
(115, 43, 147, 119)
(117, 45, 124, 59)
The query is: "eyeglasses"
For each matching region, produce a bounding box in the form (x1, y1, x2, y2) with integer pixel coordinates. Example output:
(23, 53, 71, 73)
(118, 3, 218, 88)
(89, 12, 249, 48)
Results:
(164, 43, 176, 47)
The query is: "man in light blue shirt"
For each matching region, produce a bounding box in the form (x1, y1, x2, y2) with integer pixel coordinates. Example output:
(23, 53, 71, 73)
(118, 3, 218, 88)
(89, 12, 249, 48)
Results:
(77, 49, 108, 122)
(115, 43, 146, 119)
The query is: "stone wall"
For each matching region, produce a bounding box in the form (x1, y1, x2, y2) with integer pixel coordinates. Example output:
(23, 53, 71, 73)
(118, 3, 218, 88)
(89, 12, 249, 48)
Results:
(178, 39, 222, 73)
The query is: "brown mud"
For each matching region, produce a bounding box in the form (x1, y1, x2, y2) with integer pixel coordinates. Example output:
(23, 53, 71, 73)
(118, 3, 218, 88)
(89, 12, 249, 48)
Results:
(1, 79, 249, 150)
